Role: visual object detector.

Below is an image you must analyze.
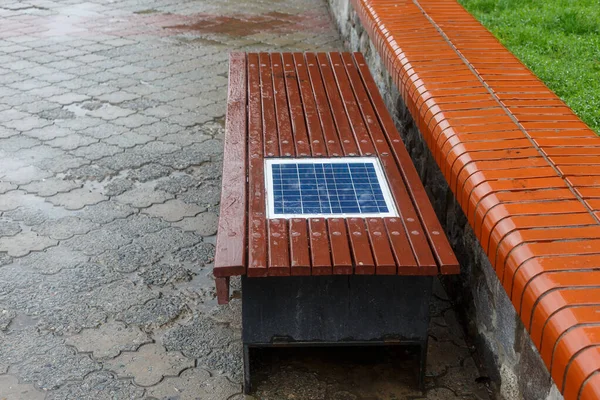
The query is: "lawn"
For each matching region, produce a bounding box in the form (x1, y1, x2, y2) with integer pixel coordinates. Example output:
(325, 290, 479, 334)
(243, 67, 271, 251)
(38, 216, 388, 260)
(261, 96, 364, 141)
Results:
(457, 0, 600, 134)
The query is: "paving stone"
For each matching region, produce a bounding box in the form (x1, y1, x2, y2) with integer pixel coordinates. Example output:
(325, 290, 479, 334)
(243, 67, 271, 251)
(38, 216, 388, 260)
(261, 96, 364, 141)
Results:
(105, 214, 169, 238)
(93, 242, 162, 273)
(104, 131, 154, 148)
(23, 125, 72, 140)
(102, 178, 134, 196)
(80, 123, 128, 139)
(64, 228, 131, 255)
(19, 245, 89, 274)
(2, 116, 51, 132)
(46, 188, 107, 210)
(77, 201, 135, 224)
(3, 165, 53, 185)
(0, 126, 18, 139)
(21, 178, 81, 197)
(157, 150, 212, 172)
(0, 374, 46, 400)
(16, 144, 64, 164)
(0, 135, 40, 152)
(136, 227, 202, 255)
(138, 262, 193, 287)
(142, 199, 203, 222)
(32, 216, 99, 240)
(0, 219, 21, 237)
(66, 320, 151, 359)
(96, 91, 139, 104)
(160, 131, 211, 147)
(136, 121, 183, 137)
(63, 163, 114, 181)
(113, 113, 158, 129)
(39, 107, 77, 120)
(47, 134, 97, 150)
(178, 181, 221, 209)
(48, 92, 89, 105)
(2, 206, 48, 226)
(117, 295, 189, 330)
(55, 115, 103, 131)
(37, 154, 90, 174)
(96, 142, 179, 171)
(175, 241, 215, 266)
(0, 231, 57, 257)
(45, 371, 144, 400)
(14, 345, 101, 391)
(155, 173, 199, 194)
(163, 314, 237, 361)
(0, 181, 17, 195)
(0, 253, 13, 268)
(173, 212, 219, 236)
(71, 142, 122, 160)
(115, 186, 173, 208)
(146, 369, 242, 400)
(104, 343, 194, 387)
(128, 163, 172, 182)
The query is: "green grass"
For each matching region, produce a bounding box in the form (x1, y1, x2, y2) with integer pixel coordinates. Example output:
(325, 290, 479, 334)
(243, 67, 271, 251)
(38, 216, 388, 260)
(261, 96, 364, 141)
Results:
(457, 0, 600, 133)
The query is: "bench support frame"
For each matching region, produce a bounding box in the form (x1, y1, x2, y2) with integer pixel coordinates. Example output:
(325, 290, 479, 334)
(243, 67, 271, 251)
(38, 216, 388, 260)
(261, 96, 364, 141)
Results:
(241, 275, 432, 393)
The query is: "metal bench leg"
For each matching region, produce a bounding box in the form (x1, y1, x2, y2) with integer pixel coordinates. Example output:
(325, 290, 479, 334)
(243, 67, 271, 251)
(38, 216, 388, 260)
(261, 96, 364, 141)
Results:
(243, 344, 251, 394)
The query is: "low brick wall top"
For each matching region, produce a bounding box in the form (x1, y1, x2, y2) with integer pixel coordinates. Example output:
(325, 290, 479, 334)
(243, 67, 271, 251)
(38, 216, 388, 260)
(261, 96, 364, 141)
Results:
(350, 0, 600, 399)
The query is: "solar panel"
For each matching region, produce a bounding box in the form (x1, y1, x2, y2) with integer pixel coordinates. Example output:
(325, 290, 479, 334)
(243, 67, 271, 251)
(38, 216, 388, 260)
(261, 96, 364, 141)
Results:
(265, 158, 398, 218)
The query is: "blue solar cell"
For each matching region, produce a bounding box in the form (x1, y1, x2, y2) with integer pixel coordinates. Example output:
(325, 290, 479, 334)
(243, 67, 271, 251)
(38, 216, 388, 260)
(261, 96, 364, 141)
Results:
(269, 160, 394, 216)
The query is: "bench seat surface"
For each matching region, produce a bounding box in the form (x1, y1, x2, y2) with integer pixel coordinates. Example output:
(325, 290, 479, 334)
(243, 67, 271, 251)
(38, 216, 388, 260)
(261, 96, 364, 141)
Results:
(214, 52, 459, 299)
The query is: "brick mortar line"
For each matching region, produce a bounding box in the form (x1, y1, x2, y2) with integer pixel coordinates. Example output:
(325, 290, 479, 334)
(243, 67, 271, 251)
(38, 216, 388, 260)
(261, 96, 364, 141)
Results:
(408, 0, 600, 226)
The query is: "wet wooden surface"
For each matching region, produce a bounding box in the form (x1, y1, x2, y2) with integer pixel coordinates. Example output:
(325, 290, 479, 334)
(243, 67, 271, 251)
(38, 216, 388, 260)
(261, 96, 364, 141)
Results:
(215, 52, 460, 299)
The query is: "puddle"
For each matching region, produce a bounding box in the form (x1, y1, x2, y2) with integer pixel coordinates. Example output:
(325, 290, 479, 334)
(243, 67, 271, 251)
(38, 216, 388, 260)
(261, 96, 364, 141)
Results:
(65, 101, 132, 120)
(164, 11, 328, 37)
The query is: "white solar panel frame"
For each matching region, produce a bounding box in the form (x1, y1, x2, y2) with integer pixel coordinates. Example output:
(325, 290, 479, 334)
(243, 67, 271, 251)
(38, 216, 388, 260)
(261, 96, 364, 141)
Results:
(265, 157, 399, 219)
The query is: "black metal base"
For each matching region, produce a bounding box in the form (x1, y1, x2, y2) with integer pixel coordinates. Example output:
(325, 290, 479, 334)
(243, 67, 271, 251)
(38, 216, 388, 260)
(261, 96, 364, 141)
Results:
(241, 275, 433, 394)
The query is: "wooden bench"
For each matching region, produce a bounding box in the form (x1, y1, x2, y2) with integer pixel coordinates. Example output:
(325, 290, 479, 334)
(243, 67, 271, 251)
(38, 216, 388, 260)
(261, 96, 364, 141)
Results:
(214, 51, 459, 393)
(349, 1, 600, 399)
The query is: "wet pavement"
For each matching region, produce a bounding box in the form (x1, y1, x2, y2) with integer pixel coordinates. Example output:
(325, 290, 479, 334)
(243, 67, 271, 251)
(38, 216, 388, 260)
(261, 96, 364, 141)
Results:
(0, 0, 490, 398)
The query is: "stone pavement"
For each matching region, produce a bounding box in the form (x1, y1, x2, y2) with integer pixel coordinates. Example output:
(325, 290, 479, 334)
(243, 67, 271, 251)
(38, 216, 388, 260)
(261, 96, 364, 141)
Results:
(0, 0, 490, 398)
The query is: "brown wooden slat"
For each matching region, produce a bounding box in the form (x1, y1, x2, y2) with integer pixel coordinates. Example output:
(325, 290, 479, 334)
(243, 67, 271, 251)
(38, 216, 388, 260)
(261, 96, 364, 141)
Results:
(282, 53, 311, 157)
(352, 52, 459, 274)
(304, 52, 345, 157)
(365, 218, 396, 275)
(333, 52, 437, 272)
(259, 52, 279, 157)
(270, 53, 295, 157)
(384, 217, 421, 273)
(214, 52, 247, 279)
(327, 52, 376, 156)
(309, 218, 332, 275)
(327, 218, 353, 274)
(247, 53, 268, 277)
(267, 219, 291, 276)
(314, 52, 360, 156)
(289, 218, 311, 275)
(346, 218, 375, 274)
(293, 53, 328, 157)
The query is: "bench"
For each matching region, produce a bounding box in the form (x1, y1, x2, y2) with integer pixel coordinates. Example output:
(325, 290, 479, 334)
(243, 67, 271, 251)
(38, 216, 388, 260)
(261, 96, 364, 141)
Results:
(214, 51, 459, 393)
(348, 0, 600, 399)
